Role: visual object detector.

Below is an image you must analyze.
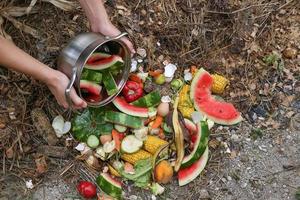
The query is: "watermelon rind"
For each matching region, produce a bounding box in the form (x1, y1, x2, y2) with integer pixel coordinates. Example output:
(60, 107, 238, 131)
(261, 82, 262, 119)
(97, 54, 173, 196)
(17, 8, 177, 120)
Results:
(85, 53, 124, 71)
(104, 111, 143, 129)
(102, 70, 118, 96)
(181, 120, 209, 168)
(96, 172, 122, 199)
(113, 97, 149, 118)
(131, 91, 161, 108)
(81, 68, 103, 84)
(190, 68, 243, 125)
(80, 80, 102, 95)
(178, 146, 209, 186)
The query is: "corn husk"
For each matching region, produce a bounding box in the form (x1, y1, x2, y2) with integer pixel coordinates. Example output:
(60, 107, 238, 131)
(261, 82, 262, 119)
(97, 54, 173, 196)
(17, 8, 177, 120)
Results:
(42, 0, 78, 11)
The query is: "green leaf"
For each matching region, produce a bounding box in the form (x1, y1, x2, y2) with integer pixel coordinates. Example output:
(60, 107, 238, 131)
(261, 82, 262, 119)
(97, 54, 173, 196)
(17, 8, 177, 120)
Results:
(119, 158, 152, 188)
(72, 108, 111, 142)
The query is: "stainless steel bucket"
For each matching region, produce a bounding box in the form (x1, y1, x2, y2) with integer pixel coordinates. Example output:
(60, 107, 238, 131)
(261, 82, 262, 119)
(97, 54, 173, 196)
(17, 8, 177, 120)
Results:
(57, 32, 131, 108)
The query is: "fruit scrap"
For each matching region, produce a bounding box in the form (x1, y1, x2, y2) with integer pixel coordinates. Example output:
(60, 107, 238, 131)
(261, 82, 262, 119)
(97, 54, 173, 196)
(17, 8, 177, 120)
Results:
(122, 81, 143, 103)
(155, 74, 166, 85)
(211, 74, 229, 94)
(77, 180, 97, 199)
(190, 65, 198, 77)
(112, 130, 121, 151)
(178, 85, 194, 118)
(144, 135, 168, 154)
(154, 160, 174, 184)
(157, 102, 170, 117)
(150, 115, 164, 129)
(129, 74, 143, 83)
(121, 149, 152, 165)
(96, 172, 122, 200)
(172, 96, 185, 172)
(149, 69, 163, 77)
(108, 164, 121, 177)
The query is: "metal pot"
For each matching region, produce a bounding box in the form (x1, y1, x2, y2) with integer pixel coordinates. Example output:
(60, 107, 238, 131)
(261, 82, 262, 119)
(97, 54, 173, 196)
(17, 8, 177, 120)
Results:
(57, 32, 131, 108)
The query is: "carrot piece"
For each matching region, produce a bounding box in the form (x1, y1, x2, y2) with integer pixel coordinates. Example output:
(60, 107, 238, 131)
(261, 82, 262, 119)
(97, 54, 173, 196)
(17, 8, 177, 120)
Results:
(190, 65, 198, 74)
(129, 74, 143, 83)
(149, 70, 163, 77)
(112, 129, 121, 151)
(151, 116, 164, 129)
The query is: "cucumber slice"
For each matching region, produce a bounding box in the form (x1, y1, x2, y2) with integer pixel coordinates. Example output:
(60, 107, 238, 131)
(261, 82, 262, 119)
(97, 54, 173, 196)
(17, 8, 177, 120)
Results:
(121, 135, 143, 154)
(87, 135, 100, 148)
(114, 124, 127, 133)
(102, 70, 118, 96)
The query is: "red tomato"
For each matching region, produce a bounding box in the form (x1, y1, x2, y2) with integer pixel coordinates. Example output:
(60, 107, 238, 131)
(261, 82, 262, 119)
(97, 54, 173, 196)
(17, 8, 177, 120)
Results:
(77, 181, 97, 199)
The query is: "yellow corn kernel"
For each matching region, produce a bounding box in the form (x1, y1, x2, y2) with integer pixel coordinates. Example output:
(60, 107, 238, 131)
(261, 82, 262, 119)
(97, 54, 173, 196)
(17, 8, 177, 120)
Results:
(108, 164, 121, 177)
(144, 135, 169, 154)
(121, 150, 152, 165)
(211, 74, 229, 94)
(178, 85, 194, 118)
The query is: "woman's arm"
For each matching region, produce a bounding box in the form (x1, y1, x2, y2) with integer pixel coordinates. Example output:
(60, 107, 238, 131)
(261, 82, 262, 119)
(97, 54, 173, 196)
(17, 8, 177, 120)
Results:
(79, 0, 135, 54)
(0, 36, 87, 109)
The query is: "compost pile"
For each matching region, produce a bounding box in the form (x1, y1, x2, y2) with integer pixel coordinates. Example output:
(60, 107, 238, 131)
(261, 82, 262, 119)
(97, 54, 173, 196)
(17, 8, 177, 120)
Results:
(69, 52, 243, 199)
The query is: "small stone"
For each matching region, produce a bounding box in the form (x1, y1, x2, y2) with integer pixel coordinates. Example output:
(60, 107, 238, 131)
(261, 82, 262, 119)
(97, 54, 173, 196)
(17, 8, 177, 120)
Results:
(227, 176, 232, 181)
(240, 154, 249, 163)
(282, 47, 298, 59)
(231, 134, 239, 142)
(221, 177, 227, 183)
(141, 9, 147, 16)
(129, 195, 138, 200)
(136, 48, 147, 58)
(241, 182, 247, 188)
(199, 189, 210, 199)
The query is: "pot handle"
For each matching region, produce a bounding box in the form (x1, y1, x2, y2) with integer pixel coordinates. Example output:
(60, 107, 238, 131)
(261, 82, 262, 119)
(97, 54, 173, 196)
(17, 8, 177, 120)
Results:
(105, 32, 128, 40)
(65, 67, 77, 109)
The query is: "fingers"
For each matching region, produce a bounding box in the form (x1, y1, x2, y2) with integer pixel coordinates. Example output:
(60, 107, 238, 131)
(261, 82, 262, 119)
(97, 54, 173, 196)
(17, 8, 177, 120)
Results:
(121, 37, 136, 56)
(69, 88, 87, 109)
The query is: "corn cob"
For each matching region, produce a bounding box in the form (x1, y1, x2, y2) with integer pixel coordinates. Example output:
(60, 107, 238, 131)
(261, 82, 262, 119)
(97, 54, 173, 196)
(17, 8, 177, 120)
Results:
(211, 74, 229, 94)
(121, 150, 152, 165)
(108, 164, 121, 177)
(144, 135, 168, 154)
(178, 85, 194, 118)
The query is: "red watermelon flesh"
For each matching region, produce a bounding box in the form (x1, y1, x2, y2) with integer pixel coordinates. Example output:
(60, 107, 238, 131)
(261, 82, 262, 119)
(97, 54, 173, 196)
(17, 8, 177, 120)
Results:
(113, 97, 150, 118)
(80, 80, 102, 96)
(190, 68, 242, 125)
(85, 53, 123, 70)
(178, 146, 209, 186)
(184, 118, 198, 144)
(86, 52, 111, 64)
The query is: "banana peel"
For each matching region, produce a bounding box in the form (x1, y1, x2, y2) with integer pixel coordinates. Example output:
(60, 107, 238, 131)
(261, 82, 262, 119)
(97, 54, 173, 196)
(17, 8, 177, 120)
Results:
(172, 96, 184, 172)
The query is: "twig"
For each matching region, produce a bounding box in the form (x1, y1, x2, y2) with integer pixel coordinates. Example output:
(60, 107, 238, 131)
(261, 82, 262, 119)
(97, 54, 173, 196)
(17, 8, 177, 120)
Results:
(2, 151, 5, 174)
(59, 162, 74, 176)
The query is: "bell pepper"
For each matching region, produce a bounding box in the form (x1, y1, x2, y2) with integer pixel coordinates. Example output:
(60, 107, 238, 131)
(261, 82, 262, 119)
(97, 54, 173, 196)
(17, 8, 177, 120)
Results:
(122, 81, 143, 103)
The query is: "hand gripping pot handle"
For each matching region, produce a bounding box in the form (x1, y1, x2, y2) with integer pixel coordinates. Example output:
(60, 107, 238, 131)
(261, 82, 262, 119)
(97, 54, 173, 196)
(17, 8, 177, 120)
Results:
(63, 32, 129, 110)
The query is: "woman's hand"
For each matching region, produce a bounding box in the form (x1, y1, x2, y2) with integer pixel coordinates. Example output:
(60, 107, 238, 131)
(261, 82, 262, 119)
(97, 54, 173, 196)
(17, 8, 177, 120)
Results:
(79, 0, 136, 55)
(46, 70, 87, 109)
(91, 21, 136, 55)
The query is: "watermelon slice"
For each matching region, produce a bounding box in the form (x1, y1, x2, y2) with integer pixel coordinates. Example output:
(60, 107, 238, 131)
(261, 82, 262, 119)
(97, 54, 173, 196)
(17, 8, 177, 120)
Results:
(96, 172, 122, 199)
(113, 97, 154, 118)
(178, 146, 209, 186)
(80, 80, 102, 96)
(190, 68, 243, 125)
(85, 52, 124, 70)
(181, 120, 209, 168)
(184, 118, 197, 144)
(104, 111, 143, 129)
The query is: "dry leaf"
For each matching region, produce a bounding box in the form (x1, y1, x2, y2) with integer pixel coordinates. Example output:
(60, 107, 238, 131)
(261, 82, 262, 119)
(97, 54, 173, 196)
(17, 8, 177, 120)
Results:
(0, 16, 12, 40)
(41, 0, 78, 11)
(6, 147, 14, 159)
(281, 95, 295, 107)
(1, 6, 38, 17)
(35, 154, 48, 174)
(209, 139, 220, 149)
(2, 13, 40, 39)
(26, 0, 38, 14)
(230, 150, 238, 159)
